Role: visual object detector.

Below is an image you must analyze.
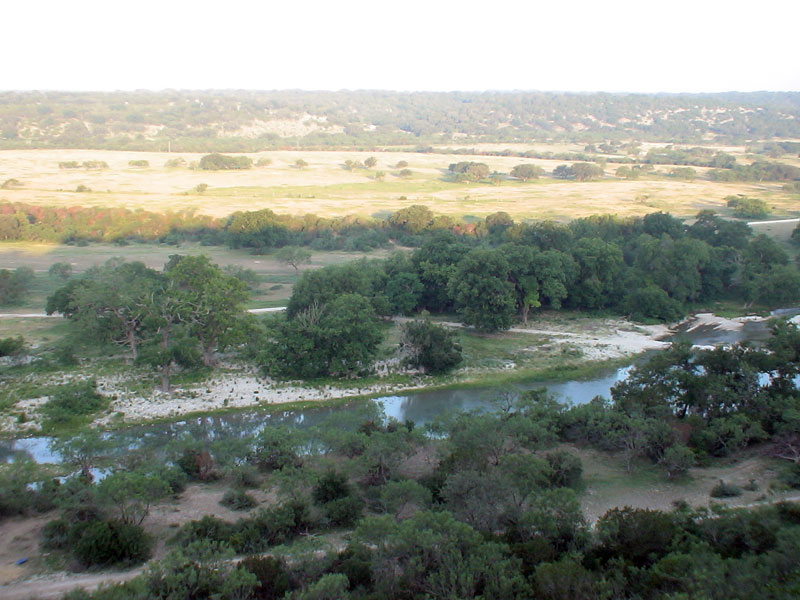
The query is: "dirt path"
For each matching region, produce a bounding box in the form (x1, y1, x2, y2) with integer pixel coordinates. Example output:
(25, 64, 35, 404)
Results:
(0, 568, 145, 600)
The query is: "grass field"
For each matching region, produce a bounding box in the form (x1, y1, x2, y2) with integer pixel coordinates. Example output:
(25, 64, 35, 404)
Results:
(0, 242, 391, 313)
(1, 148, 798, 222)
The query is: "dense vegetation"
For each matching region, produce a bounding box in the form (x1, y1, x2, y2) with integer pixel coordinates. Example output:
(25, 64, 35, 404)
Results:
(6, 328, 800, 598)
(2, 91, 800, 151)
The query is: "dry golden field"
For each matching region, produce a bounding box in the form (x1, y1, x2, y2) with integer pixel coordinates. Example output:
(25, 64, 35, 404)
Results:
(0, 148, 797, 221)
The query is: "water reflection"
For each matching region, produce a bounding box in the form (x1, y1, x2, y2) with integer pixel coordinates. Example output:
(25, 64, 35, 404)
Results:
(0, 315, 782, 464)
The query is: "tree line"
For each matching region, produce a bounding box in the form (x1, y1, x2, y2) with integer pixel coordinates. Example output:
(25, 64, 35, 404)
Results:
(3, 90, 800, 150)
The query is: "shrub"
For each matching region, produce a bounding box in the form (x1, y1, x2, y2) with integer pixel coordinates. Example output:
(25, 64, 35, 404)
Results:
(778, 462, 800, 489)
(220, 489, 257, 511)
(255, 158, 273, 167)
(710, 480, 743, 498)
(59, 161, 81, 169)
(154, 465, 188, 495)
(1, 178, 22, 189)
(324, 495, 364, 528)
(73, 520, 151, 567)
(199, 153, 253, 170)
(128, 160, 149, 167)
(545, 451, 583, 488)
(82, 161, 109, 169)
(230, 464, 260, 489)
(41, 518, 71, 550)
(313, 470, 351, 506)
(400, 320, 462, 374)
(0, 336, 25, 357)
(40, 380, 107, 430)
(165, 158, 187, 168)
(240, 556, 292, 600)
(175, 515, 234, 547)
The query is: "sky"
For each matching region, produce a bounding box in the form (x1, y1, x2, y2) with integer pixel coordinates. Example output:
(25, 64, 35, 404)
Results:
(3, 0, 799, 94)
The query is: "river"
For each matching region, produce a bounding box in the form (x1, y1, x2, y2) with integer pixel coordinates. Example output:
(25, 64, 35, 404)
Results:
(0, 316, 778, 464)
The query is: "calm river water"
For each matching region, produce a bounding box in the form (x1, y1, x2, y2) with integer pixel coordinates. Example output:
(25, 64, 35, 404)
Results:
(0, 317, 776, 464)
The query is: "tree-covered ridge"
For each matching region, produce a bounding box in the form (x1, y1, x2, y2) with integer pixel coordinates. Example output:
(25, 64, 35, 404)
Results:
(1, 90, 800, 150)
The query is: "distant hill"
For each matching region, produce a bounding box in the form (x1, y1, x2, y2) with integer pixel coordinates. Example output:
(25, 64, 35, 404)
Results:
(1, 90, 799, 151)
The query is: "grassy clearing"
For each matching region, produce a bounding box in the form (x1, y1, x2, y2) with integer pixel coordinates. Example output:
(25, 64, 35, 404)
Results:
(0, 243, 390, 312)
(2, 148, 798, 221)
(578, 446, 790, 521)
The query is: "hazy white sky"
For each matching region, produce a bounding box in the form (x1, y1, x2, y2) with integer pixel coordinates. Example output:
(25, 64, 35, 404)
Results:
(4, 0, 798, 93)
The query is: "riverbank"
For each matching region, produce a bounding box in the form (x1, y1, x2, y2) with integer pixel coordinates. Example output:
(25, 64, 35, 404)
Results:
(0, 312, 769, 436)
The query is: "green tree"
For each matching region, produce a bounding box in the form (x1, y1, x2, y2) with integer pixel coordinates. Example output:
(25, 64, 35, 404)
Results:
(48, 261, 163, 361)
(399, 319, 462, 374)
(165, 255, 250, 366)
(0, 267, 34, 305)
(275, 246, 312, 272)
(354, 511, 528, 599)
(97, 470, 172, 525)
(199, 153, 253, 170)
(449, 248, 515, 332)
(262, 294, 383, 378)
(48, 262, 73, 280)
(510, 164, 544, 181)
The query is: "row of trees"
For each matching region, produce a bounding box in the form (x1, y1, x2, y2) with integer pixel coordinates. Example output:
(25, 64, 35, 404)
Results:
(271, 209, 799, 334)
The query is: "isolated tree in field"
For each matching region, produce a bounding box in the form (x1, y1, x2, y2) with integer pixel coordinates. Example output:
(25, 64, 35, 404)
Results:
(449, 161, 490, 182)
(510, 164, 544, 181)
(571, 162, 604, 181)
(48, 262, 73, 280)
(398, 168, 413, 179)
(276, 246, 312, 272)
(0, 267, 34, 305)
(374, 170, 386, 181)
(294, 159, 308, 169)
(449, 248, 516, 332)
(364, 156, 377, 168)
(199, 153, 252, 170)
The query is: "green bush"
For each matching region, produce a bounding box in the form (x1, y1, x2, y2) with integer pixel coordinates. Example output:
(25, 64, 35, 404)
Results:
(175, 515, 233, 547)
(40, 380, 107, 431)
(400, 320, 463, 374)
(230, 464, 260, 489)
(73, 519, 151, 567)
(220, 489, 257, 511)
(41, 518, 71, 550)
(778, 462, 800, 489)
(324, 495, 364, 528)
(240, 555, 292, 600)
(0, 336, 24, 357)
(153, 465, 188, 495)
(199, 153, 252, 170)
(545, 451, 583, 488)
(128, 160, 149, 167)
(710, 480, 743, 498)
(313, 470, 351, 506)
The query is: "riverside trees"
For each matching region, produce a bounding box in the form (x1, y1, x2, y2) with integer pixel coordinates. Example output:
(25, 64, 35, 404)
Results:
(47, 256, 250, 390)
